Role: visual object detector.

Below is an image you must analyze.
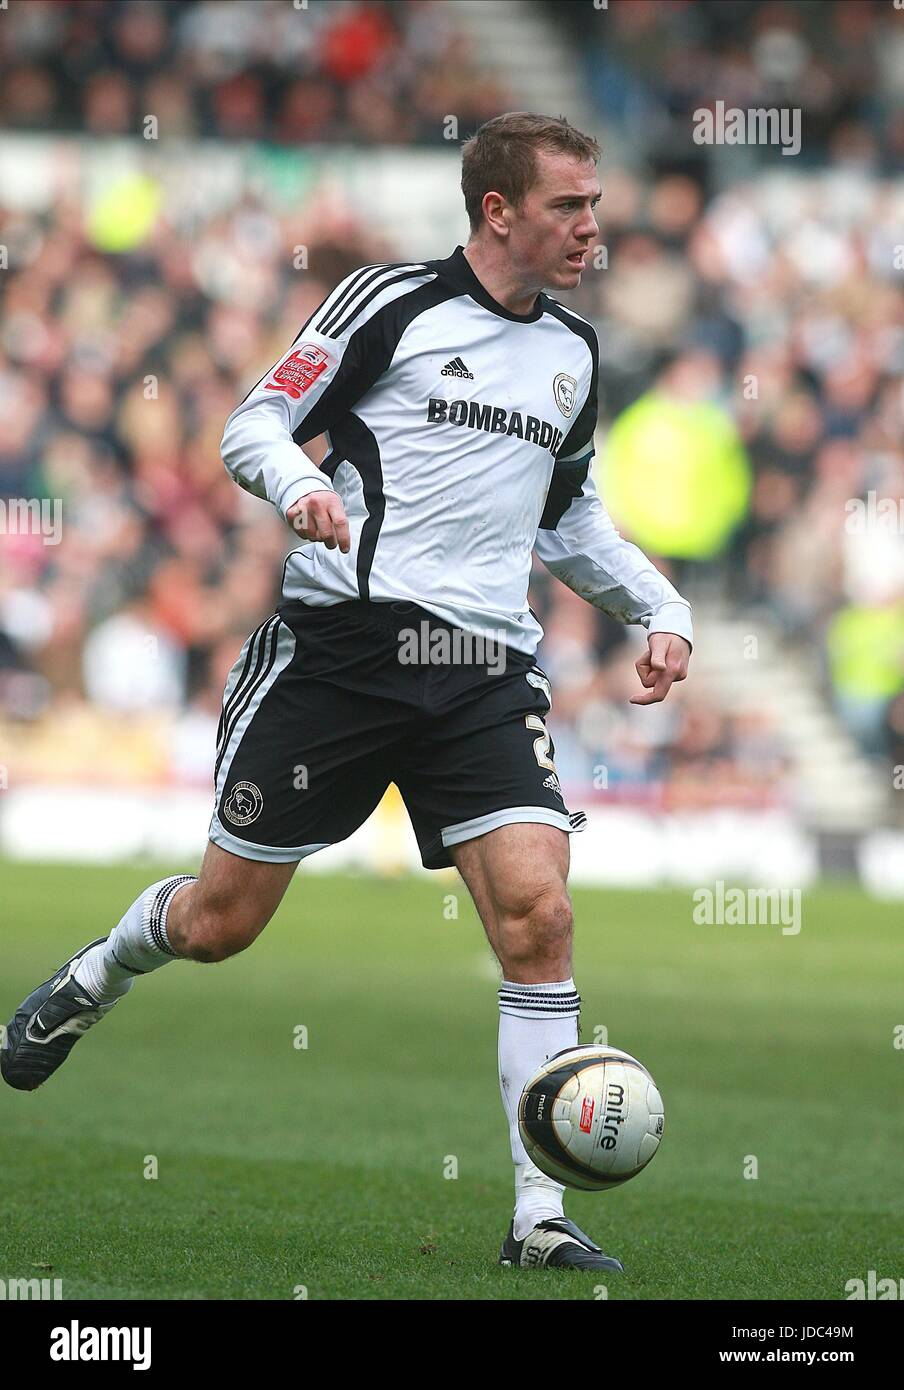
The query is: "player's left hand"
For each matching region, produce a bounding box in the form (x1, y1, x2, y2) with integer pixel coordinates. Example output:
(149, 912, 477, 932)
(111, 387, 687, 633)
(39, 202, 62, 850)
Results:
(630, 632, 691, 705)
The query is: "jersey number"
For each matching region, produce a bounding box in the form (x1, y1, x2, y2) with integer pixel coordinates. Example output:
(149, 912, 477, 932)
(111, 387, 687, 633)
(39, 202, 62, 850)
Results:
(525, 714, 556, 772)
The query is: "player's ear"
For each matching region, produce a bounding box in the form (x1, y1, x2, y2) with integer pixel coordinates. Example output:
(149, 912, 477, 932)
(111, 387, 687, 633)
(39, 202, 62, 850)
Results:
(483, 191, 509, 236)
(495, 209, 514, 241)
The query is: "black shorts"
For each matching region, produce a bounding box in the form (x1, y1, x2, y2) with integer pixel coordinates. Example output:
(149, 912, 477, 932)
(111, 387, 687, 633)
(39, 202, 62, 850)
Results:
(209, 599, 585, 870)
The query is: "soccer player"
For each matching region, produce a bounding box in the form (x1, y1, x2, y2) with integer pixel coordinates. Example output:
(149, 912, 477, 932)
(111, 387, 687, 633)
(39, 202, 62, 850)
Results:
(3, 113, 691, 1273)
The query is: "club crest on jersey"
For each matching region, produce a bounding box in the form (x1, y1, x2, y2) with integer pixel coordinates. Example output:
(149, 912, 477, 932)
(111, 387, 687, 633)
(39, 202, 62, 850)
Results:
(553, 372, 577, 418)
(265, 344, 330, 399)
(223, 781, 264, 827)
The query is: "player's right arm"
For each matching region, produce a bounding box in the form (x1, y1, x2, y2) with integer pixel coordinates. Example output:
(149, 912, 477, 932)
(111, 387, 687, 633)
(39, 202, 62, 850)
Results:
(220, 262, 430, 549)
(220, 331, 348, 543)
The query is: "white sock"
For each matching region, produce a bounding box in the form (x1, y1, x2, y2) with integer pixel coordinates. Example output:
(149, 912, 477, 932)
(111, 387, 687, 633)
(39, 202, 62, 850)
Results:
(73, 875, 196, 1004)
(498, 977, 581, 1240)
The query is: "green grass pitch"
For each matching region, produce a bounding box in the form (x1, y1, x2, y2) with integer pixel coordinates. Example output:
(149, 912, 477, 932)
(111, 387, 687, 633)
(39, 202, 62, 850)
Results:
(1, 860, 901, 1300)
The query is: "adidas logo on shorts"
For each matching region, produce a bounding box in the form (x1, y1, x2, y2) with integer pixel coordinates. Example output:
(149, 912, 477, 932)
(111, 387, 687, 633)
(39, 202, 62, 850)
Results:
(441, 356, 474, 379)
(543, 772, 564, 801)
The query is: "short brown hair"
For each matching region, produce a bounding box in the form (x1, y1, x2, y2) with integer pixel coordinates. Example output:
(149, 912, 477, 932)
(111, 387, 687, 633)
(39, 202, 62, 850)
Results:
(461, 112, 601, 234)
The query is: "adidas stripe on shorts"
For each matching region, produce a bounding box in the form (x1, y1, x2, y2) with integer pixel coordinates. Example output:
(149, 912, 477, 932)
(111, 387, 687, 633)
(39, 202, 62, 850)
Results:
(209, 599, 586, 870)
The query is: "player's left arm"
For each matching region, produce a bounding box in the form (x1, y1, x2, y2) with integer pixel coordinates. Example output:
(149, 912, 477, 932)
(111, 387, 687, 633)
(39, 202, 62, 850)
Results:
(534, 468, 692, 704)
(534, 328, 691, 705)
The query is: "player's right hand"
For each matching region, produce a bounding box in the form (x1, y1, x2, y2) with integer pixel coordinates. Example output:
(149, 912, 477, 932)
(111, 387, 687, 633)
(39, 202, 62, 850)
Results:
(286, 491, 350, 553)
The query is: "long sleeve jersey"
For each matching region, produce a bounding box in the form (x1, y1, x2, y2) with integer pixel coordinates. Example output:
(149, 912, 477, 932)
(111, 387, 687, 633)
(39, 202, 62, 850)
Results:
(221, 245, 693, 657)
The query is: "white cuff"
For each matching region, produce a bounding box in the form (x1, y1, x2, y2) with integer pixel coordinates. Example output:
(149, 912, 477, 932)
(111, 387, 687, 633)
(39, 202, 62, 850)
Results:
(647, 602, 693, 649)
(276, 473, 337, 520)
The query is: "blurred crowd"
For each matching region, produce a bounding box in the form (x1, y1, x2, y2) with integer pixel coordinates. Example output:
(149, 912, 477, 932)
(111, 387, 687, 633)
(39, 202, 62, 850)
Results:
(552, 0, 904, 171)
(0, 0, 508, 146)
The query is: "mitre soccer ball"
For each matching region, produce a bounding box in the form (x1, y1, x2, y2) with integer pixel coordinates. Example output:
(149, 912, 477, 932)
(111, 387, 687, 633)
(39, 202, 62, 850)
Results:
(518, 1045, 664, 1191)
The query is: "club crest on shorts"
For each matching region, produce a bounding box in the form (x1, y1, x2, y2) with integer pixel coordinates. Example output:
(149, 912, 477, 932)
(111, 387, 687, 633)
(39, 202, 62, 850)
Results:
(553, 372, 577, 418)
(223, 781, 264, 827)
(526, 667, 552, 706)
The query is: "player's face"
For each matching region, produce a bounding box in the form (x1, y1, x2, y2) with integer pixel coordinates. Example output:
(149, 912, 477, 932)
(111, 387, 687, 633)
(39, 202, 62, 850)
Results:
(513, 153, 601, 291)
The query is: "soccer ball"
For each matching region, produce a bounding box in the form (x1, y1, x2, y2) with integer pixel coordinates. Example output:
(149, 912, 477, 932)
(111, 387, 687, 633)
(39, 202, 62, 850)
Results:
(518, 1044, 664, 1191)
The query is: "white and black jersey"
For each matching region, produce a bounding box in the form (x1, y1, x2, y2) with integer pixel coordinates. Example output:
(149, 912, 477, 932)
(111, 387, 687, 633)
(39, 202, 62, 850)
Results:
(221, 246, 693, 657)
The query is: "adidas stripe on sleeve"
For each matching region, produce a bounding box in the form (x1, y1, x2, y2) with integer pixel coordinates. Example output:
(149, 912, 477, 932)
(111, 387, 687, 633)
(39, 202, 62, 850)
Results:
(220, 263, 434, 519)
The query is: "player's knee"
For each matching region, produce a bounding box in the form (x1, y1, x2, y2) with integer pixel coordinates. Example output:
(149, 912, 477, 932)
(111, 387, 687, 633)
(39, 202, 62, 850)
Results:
(501, 885, 573, 970)
(176, 895, 263, 963)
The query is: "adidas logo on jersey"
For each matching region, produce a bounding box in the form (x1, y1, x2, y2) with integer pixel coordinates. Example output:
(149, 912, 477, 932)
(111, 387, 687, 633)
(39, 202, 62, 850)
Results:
(441, 356, 474, 379)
